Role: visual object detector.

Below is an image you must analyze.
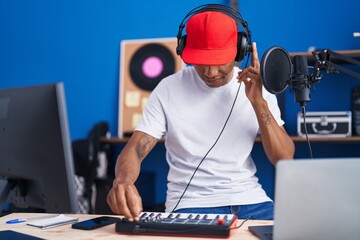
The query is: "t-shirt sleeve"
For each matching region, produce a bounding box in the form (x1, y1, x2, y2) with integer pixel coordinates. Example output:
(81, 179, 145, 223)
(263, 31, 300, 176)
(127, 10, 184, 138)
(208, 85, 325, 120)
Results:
(135, 82, 167, 139)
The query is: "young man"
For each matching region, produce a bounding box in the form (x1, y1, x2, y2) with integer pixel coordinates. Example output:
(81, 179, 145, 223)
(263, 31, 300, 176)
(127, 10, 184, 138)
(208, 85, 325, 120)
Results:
(107, 7, 294, 221)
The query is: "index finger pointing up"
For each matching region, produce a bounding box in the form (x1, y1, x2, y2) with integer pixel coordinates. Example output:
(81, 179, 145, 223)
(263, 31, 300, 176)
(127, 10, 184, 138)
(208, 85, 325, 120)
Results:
(251, 42, 260, 69)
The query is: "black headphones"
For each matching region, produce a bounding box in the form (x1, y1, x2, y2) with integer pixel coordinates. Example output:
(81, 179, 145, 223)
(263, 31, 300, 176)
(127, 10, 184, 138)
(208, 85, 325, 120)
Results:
(176, 4, 252, 62)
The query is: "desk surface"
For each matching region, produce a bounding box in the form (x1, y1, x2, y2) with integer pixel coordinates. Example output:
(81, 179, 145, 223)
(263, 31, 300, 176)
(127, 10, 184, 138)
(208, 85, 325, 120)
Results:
(101, 135, 360, 144)
(0, 213, 272, 240)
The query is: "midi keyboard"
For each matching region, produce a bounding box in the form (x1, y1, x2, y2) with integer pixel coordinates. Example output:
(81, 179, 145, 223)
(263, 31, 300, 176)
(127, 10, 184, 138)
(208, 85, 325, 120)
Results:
(115, 211, 238, 238)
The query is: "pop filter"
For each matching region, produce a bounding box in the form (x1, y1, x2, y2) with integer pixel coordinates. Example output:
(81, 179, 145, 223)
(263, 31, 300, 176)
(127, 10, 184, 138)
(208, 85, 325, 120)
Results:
(260, 46, 292, 94)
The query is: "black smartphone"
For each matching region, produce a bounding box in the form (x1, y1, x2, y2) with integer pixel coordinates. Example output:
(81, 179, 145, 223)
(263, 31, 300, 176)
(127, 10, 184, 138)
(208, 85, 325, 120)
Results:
(71, 216, 119, 230)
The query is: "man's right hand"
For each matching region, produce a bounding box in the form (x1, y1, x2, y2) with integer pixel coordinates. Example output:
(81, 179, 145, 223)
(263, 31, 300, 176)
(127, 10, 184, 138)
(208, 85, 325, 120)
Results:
(107, 178, 143, 221)
(106, 131, 158, 221)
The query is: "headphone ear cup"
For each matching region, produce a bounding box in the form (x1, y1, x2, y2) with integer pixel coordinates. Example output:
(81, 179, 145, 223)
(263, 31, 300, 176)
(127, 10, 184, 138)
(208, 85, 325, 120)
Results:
(176, 35, 187, 56)
(235, 32, 249, 62)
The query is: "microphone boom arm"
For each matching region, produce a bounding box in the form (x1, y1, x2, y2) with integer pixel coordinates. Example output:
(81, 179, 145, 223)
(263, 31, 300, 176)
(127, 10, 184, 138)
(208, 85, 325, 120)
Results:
(313, 49, 360, 80)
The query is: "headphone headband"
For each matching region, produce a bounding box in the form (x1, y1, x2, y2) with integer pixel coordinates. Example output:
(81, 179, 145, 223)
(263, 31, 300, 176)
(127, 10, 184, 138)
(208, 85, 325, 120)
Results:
(177, 4, 251, 45)
(176, 4, 252, 63)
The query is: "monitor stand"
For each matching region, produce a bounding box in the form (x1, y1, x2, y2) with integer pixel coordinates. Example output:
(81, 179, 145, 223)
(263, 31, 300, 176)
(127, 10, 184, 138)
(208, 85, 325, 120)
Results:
(0, 180, 13, 214)
(0, 179, 38, 214)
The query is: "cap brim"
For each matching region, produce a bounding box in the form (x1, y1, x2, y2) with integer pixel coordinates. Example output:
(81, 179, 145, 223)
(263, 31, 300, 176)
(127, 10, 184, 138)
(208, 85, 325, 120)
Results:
(181, 47, 237, 65)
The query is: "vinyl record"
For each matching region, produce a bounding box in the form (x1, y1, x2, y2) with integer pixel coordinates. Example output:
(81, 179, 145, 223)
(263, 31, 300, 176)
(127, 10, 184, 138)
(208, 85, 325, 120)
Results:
(129, 43, 176, 91)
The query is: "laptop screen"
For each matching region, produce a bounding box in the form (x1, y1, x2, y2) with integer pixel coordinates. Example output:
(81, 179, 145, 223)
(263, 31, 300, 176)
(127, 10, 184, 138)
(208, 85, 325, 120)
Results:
(273, 158, 360, 240)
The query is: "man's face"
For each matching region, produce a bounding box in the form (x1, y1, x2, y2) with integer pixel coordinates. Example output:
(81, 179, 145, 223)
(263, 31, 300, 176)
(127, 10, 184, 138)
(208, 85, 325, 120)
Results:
(193, 61, 235, 88)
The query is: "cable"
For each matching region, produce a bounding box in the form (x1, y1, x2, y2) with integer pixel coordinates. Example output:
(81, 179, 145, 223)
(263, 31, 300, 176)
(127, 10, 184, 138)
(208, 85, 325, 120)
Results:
(301, 106, 313, 159)
(230, 215, 252, 230)
(171, 57, 250, 213)
(171, 83, 241, 212)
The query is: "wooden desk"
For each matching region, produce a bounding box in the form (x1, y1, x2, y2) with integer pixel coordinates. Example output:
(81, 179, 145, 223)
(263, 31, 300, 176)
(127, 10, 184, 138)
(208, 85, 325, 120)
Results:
(0, 213, 272, 240)
(101, 136, 360, 144)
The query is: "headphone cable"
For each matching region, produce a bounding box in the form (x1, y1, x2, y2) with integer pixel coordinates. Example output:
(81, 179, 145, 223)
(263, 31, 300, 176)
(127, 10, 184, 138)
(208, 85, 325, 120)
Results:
(171, 57, 251, 213)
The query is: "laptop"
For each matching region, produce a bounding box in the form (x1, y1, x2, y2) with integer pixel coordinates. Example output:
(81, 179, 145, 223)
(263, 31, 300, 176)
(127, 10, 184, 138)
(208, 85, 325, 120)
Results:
(249, 158, 360, 240)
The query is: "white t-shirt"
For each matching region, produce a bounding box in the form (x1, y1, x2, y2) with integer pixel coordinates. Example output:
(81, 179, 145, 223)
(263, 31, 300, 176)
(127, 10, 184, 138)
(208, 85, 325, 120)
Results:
(135, 66, 284, 212)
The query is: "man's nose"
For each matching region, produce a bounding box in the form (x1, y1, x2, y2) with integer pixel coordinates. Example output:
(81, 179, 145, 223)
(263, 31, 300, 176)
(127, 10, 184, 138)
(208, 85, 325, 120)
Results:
(204, 66, 219, 78)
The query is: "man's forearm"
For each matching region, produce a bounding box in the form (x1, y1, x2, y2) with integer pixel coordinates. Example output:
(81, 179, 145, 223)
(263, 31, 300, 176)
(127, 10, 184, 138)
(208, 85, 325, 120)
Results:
(114, 131, 158, 183)
(253, 99, 295, 165)
(114, 151, 142, 184)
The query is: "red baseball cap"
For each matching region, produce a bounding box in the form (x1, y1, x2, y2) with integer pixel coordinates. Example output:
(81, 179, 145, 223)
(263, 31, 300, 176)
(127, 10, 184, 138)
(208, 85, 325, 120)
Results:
(181, 11, 238, 65)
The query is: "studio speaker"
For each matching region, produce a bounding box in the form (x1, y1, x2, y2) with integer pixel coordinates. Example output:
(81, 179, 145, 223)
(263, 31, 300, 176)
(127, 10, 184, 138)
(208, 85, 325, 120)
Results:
(118, 38, 185, 137)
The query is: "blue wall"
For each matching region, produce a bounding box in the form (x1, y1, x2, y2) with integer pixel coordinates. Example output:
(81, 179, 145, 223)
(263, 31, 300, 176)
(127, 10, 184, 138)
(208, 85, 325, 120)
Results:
(1, 0, 360, 139)
(1, 0, 360, 206)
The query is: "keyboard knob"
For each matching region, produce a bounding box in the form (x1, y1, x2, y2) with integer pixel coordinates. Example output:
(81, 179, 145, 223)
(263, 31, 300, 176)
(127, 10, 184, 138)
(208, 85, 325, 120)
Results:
(217, 219, 224, 225)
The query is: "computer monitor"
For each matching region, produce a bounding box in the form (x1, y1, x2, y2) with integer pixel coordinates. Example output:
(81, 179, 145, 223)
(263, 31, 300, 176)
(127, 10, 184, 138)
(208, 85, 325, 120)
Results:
(0, 82, 79, 213)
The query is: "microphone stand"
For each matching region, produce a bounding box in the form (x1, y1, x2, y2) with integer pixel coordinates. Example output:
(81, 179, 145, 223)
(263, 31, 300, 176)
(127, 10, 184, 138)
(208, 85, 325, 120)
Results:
(310, 49, 360, 82)
(297, 49, 360, 159)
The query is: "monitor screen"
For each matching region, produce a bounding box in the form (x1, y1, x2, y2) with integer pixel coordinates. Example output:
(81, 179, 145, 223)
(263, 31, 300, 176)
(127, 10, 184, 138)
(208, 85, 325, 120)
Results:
(0, 82, 79, 213)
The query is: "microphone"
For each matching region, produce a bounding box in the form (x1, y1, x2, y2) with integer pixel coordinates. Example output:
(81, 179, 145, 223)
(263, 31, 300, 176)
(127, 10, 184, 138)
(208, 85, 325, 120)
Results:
(292, 55, 311, 107)
(260, 46, 313, 108)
